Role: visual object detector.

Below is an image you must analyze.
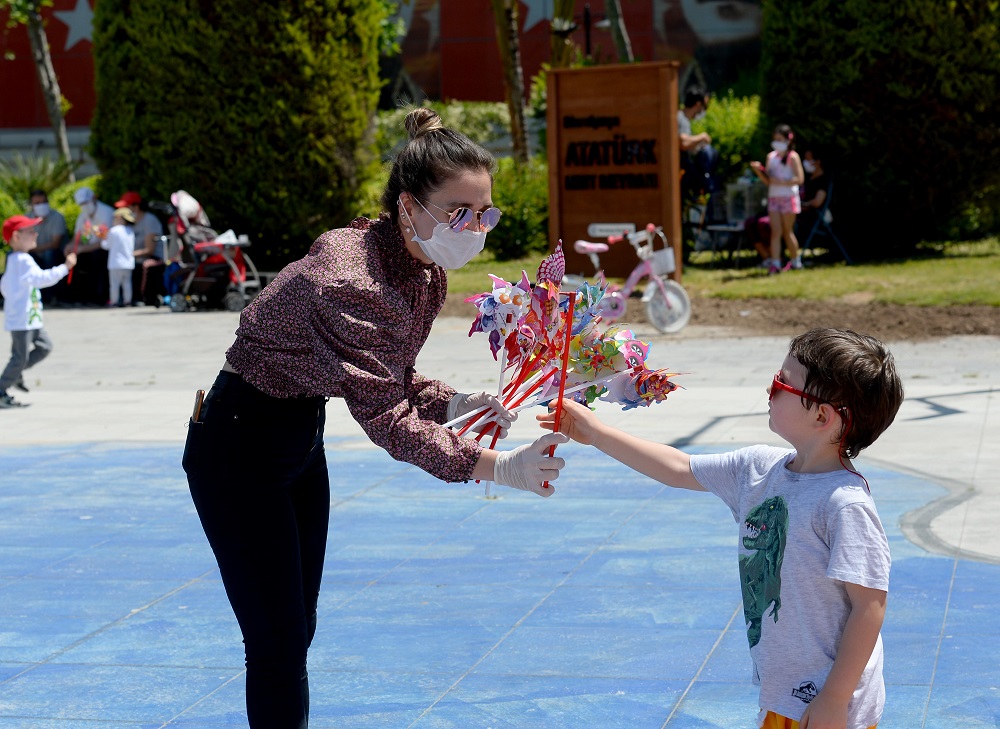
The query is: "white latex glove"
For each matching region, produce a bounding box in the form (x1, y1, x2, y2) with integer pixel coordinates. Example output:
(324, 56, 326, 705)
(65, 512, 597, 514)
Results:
(493, 432, 569, 497)
(447, 391, 517, 439)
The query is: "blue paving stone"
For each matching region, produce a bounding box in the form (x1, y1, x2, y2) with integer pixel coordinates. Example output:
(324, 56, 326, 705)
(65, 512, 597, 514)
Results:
(423, 675, 689, 729)
(0, 441, 997, 727)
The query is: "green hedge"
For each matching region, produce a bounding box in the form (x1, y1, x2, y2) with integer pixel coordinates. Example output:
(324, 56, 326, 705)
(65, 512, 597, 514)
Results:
(375, 102, 511, 160)
(761, 0, 1000, 256)
(691, 90, 762, 187)
(0, 188, 21, 222)
(89, 0, 387, 269)
(490, 156, 550, 260)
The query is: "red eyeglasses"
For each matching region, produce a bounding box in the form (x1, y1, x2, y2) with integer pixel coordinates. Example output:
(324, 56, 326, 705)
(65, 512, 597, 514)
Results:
(770, 371, 867, 490)
(769, 371, 826, 404)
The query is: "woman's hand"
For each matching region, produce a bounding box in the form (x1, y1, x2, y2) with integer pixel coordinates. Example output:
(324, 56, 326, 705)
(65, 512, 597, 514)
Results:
(750, 160, 763, 171)
(536, 399, 602, 446)
(448, 391, 516, 439)
(493, 432, 569, 496)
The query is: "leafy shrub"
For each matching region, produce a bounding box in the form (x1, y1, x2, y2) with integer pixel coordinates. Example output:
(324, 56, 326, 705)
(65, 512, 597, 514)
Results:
(0, 153, 77, 209)
(0, 188, 22, 222)
(89, 0, 387, 270)
(489, 157, 549, 260)
(375, 102, 511, 159)
(761, 0, 1000, 256)
(691, 90, 762, 186)
(356, 163, 391, 220)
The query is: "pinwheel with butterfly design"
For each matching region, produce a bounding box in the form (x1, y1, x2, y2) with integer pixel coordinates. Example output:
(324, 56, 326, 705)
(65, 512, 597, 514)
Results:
(444, 242, 684, 492)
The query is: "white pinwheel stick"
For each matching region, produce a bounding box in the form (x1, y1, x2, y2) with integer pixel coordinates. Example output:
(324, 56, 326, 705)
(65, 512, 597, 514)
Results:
(441, 363, 556, 430)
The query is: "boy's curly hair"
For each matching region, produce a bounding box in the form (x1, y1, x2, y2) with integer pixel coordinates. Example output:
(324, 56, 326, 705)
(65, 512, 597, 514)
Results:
(789, 328, 904, 458)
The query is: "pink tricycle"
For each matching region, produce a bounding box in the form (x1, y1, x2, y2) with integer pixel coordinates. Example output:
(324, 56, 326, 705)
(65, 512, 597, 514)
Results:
(563, 223, 692, 334)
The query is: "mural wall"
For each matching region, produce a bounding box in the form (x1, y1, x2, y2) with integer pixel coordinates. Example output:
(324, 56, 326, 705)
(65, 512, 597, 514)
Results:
(0, 0, 761, 131)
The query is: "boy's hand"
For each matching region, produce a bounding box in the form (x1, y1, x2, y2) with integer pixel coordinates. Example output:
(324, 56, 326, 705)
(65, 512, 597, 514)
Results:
(798, 690, 848, 729)
(64, 252, 77, 269)
(536, 399, 601, 446)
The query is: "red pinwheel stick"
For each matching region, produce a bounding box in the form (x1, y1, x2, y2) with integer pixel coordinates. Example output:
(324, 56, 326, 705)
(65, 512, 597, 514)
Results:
(66, 238, 79, 284)
(544, 291, 576, 489)
(474, 367, 558, 446)
(456, 407, 491, 438)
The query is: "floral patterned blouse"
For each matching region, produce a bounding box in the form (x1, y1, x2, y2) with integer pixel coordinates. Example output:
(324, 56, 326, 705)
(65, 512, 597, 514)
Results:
(226, 215, 482, 482)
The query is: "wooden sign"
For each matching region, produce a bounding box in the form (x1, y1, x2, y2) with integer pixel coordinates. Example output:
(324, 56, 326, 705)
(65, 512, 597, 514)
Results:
(546, 61, 682, 280)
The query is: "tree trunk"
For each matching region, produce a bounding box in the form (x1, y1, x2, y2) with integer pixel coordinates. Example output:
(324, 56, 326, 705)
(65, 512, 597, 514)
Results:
(24, 6, 76, 181)
(606, 0, 634, 63)
(549, 0, 576, 68)
(489, 0, 528, 164)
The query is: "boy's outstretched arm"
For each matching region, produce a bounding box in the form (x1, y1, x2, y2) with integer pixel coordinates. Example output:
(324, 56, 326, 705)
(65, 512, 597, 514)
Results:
(797, 583, 887, 729)
(537, 399, 705, 491)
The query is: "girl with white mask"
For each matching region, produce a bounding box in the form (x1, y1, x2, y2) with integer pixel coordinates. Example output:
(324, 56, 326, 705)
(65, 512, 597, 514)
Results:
(750, 124, 805, 273)
(184, 107, 566, 729)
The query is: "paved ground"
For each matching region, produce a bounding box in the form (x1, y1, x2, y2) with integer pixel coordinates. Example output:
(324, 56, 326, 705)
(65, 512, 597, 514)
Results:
(0, 306, 997, 727)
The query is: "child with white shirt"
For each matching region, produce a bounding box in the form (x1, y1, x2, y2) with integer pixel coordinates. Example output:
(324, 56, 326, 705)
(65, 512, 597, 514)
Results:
(540, 328, 905, 729)
(1, 215, 76, 408)
(102, 207, 136, 306)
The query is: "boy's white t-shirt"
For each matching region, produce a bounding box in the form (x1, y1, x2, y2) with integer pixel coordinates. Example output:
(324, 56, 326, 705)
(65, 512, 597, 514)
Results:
(101, 224, 136, 270)
(0, 251, 68, 331)
(690, 445, 890, 729)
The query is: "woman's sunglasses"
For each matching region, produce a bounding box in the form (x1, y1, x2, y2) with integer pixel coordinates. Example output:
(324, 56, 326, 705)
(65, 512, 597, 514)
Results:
(420, 198, 503, 233)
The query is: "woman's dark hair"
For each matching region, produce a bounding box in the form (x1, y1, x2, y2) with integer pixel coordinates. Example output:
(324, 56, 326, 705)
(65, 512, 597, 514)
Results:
(774, 123, 795, 165)
(381, 107, 496, 224)
(788, 328, 905, 458)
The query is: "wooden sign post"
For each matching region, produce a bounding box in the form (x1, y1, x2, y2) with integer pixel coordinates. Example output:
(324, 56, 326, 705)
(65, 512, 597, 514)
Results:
(546, 61, 682, 280)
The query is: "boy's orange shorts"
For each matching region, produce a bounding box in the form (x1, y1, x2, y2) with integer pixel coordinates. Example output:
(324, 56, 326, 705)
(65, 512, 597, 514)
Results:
(759, 710, 877, 729)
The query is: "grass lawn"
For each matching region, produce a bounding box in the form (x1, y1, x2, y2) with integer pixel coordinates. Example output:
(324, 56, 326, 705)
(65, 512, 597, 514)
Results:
(450, 238, 1000, 308)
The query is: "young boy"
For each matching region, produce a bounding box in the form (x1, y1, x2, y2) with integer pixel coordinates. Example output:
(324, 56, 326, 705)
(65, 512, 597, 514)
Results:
(539, 328, 905, 729)
(1, 215, 77, 408)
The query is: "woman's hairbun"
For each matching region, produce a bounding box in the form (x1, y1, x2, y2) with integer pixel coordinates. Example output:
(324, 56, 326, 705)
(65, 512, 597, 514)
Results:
(403, 107, 444, 140)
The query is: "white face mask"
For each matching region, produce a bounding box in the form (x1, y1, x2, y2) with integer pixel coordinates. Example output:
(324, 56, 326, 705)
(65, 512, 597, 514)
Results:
(803, 160, 817, 174)
(81, 201, 97, 217)
(32, 203, 51, 218)
(771, 140, 789, 153)
(400, 197, 487, 270)
(694, 110, 707, 122)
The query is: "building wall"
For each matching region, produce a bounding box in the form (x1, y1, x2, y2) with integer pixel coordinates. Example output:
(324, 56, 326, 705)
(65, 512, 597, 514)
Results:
(1, 0, 761, 143)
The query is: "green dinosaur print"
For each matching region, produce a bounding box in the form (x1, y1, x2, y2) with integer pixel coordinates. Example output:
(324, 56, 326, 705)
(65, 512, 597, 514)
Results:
(27, 288, 43, 326)
(738, 495, 788, 648)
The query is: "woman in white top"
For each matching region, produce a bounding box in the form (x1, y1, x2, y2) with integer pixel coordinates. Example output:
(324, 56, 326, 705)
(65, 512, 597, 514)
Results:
(750, 124, 805, 273)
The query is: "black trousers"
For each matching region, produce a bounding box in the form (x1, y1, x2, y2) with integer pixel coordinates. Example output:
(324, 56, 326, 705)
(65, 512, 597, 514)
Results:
(183, 370, 329, 729)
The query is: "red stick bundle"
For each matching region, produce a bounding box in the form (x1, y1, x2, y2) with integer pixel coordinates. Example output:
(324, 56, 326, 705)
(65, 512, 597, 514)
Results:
(543, 291, 576, 489)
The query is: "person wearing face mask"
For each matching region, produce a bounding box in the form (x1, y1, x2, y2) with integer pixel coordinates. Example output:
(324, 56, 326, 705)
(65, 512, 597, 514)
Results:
(798, 147, 832, 237)
(114, 191, 166, 306)
(678, 85, 721, 198)
(64, 187, 115, 304)
(181, 106, 568, 729)
(26, 190, 69, 303)
(744, 146, 833, 267)
(750, 124, 805, 273)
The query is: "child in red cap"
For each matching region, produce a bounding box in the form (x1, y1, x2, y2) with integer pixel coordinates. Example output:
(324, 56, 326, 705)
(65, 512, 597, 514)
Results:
(1, 215, 77, 408)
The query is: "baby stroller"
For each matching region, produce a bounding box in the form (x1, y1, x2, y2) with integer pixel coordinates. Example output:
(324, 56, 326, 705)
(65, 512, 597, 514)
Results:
(149, 191, 262, 312)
